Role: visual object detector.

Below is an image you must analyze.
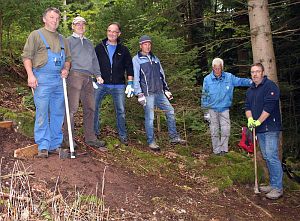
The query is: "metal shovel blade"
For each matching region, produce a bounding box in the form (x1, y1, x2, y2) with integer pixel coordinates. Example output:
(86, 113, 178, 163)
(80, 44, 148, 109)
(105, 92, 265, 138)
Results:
(59, 148, 70, 159)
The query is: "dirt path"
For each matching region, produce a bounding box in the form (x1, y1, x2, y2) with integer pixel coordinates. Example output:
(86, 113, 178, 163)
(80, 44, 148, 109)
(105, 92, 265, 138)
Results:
(1, 127, 299, 220)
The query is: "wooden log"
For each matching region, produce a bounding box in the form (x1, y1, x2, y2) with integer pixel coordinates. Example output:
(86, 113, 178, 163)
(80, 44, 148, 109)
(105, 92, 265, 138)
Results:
(14, 144, 38, 159)
(0, 121, 13, 129)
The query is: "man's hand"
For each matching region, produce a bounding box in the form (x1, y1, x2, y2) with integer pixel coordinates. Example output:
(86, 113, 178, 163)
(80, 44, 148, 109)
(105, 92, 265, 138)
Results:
(204, 110, 210, 123)
(125, 80, 134, 98)
(247, 117, 255, 128)
(138, 93, 146, 106)
(164, 90, 173, 100)
(61, 68, 69, 78)
(253, 120, 261, 127)
(96, 76, 104, 84)
(28, 74, 38, 89)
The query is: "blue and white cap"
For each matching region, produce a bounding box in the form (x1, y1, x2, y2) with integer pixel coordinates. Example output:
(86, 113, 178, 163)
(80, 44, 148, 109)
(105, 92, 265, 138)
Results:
(139, 35, 152, 44)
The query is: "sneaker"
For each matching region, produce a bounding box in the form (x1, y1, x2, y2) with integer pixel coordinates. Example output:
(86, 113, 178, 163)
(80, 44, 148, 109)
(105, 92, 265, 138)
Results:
(120, 138, 129, 146)
(37, 149, 48, 158)
(170, 137, 186, 144)
(86, 139, 106, 148)
(259, 185, 273, 193)
(149, 143, 160, 151)
(265, 189, 283, 200)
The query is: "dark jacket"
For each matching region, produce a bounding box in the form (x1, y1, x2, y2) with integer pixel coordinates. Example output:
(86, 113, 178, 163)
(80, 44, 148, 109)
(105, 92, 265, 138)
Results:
(95, 38, 133, 84)
(132, 51, 169, 96)
(245, 76, 282, 133)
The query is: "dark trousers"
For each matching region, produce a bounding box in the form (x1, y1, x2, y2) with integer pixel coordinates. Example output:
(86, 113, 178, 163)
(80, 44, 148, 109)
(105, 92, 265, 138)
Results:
(64, 71, 96, 142)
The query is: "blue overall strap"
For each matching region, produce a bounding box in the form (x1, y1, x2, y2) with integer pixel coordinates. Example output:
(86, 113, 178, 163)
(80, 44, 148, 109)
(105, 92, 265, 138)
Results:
(37, 30, 50, 49)
(58, 34, 65, 51)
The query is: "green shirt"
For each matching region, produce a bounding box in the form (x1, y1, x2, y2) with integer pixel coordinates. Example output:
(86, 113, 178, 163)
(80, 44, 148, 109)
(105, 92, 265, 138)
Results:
(22, 27, 71, 68)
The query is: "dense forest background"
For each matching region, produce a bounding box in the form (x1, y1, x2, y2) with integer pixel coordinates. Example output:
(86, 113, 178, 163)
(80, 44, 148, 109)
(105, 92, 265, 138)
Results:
(0, 0, 299, 159)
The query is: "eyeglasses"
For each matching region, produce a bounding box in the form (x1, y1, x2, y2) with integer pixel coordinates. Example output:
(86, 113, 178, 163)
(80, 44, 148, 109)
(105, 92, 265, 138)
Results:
(250, 70, 262, 74)
(107, 29, 119, 34)
(74, 23, 85, 27)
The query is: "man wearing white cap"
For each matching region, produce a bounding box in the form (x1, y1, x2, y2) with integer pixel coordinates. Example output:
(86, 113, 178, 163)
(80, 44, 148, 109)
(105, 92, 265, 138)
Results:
(64, 16, 106, 150)
(132, 35, 186, 151)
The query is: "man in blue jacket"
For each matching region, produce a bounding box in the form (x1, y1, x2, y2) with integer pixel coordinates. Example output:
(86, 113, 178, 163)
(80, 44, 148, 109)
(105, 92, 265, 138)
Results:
(245, 63, 283, 200)
(133, 35, 185, 151)
(94, 22, 134, 145)
(201, 58, 252, 155)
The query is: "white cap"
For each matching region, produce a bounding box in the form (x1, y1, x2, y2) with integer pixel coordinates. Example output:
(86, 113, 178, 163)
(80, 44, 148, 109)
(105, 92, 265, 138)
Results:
(72, 16, 86, 24)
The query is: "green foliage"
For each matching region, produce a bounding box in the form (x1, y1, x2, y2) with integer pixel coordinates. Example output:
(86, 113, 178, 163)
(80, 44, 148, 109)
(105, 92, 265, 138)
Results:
(204, 151, 261, 191)
(0, 107, 34, 137)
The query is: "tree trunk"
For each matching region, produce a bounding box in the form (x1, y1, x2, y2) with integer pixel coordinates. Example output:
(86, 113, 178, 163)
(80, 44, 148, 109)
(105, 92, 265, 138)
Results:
(248, 0, 283, 182)
(0, 10, 3, 57)
(248, 0, 278, 84)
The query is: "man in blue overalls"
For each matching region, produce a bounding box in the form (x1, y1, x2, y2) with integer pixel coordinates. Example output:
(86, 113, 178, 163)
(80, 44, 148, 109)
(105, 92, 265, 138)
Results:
(22, 7, 71, 158)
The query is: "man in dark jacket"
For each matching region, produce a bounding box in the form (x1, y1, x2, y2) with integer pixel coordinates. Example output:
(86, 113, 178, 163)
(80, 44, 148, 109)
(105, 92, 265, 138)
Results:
(94, 22, 134, 145)
(245, 63, 283, 200)
(133, 35, 185, 151)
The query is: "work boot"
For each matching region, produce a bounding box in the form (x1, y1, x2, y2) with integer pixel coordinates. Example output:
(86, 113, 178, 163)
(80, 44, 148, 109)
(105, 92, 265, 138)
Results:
(170, 137, 186, 144)
(265, 189, 283, 200)
(86, 139, 106, 148)
(37, 149, 48, 158)
(48, 148, 60, 154)
(149, 142, 160, 152)
(259, 185, 273, 193)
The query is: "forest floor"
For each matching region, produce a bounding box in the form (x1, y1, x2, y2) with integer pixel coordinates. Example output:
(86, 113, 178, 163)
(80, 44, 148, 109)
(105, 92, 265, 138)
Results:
(0, 73, 300, 220)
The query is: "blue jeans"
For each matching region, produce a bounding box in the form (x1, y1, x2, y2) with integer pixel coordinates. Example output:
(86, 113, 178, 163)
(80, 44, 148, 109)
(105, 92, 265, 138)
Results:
(144, 93, 178, 144)
(94, 84, 127, 140)
(257, 131, 283, 190)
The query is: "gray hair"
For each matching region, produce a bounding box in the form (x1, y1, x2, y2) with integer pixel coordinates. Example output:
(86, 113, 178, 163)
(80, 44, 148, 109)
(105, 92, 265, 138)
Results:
(43, 7, 61, 18)
(212, 58, 224, 68)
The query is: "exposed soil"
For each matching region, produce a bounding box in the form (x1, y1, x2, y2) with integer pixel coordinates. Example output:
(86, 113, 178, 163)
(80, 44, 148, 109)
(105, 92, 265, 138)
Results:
(0, 74, 299, 220)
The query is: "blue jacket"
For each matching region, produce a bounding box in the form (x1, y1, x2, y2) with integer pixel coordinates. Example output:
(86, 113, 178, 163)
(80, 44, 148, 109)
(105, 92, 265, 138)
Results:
(133, 51, 169, 96)
(245, 76, 282, 133)
(201, 71, 252, 112)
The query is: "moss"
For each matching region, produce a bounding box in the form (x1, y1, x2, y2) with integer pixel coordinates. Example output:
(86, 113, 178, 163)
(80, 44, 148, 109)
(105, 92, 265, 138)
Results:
(283, 174, 300, 191)
(204, 152, 260, 190)
(1, 108, 34, 137)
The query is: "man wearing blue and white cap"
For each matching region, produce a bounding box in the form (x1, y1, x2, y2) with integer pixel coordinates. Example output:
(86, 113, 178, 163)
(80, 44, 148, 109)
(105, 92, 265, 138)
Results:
(64, 16, 106, 150)
(133, 35, 186, 151)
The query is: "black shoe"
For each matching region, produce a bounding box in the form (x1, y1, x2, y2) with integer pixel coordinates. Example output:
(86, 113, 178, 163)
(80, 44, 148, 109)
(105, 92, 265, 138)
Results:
(86, 139, 106, 148)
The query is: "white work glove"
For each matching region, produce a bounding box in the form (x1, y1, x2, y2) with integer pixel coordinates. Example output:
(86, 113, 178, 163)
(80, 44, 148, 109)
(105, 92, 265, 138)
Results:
(204, 110, 210, 123)
(138, 93, 146, 106)
(164, 90, 173, 100)
(125, 80, 134, 98)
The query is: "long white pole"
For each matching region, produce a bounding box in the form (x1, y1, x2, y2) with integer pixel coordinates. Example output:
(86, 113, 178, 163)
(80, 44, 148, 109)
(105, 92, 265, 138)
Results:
(63, 78, 75, 158)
